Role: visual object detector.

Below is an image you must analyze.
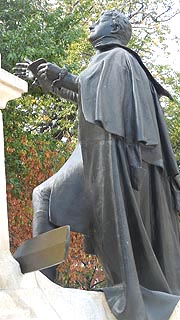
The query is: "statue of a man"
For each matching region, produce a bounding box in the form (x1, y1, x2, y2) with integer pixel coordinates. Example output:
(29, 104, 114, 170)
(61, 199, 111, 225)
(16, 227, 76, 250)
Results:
(14, 10, 180, 320)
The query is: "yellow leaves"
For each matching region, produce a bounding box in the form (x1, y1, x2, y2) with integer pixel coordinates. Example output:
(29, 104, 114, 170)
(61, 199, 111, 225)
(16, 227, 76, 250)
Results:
(42, 115, 51, 122)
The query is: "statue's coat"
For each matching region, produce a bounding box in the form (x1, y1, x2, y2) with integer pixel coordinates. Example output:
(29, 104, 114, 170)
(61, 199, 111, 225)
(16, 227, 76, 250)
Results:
(49, 46, 180, 320)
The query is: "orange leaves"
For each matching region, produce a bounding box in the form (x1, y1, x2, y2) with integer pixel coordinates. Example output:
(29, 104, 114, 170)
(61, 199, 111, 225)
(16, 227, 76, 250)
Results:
(6, 147, 15, 153)
(7, 141, 59, 252)
(20, 136, 27, 145)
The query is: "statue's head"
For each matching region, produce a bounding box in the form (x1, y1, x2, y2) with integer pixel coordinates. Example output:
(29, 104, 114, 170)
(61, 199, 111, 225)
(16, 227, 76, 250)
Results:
(88, 10, 132, 46)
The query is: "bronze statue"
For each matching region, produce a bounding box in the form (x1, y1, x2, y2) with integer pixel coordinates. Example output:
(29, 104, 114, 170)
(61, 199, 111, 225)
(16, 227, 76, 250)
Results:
(14, 10, 180, 320)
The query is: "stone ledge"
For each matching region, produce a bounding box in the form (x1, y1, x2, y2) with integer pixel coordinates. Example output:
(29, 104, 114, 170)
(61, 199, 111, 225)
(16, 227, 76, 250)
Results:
(0, 251, 180, 320)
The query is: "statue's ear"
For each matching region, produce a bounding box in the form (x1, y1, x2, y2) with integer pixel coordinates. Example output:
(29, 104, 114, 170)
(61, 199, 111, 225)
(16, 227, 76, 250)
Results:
(111, 23, 121, 34)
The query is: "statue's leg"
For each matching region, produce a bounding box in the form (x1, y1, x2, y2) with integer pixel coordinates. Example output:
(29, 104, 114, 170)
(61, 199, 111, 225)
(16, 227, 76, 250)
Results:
(32, 143, 88, 282)
(32, 174, 58, 282)
(32, 183, 56, 236)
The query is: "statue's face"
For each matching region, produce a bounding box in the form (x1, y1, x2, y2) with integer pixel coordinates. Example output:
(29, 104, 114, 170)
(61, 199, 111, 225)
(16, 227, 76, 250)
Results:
(88, 14, 113, 42)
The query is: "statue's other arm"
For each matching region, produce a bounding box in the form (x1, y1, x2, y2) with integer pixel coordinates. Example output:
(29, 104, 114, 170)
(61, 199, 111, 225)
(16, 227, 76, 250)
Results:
(37, 62, 79, 91)
(36, 63, 79, 103)
(51, 86, 78, 104)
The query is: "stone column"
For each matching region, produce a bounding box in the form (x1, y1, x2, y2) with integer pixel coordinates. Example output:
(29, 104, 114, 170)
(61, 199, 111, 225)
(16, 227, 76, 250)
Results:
(0, 55, 28, 251)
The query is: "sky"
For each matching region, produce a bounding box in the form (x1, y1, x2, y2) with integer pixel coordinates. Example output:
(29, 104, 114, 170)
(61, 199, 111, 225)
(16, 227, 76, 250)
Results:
(167, 12, 180, 71)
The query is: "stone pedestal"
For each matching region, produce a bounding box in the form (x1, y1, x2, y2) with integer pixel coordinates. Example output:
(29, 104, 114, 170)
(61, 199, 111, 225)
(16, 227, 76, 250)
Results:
(0, 252, 179, 320)
(0, 252, 116, 320)
(0, 55, 179, 320)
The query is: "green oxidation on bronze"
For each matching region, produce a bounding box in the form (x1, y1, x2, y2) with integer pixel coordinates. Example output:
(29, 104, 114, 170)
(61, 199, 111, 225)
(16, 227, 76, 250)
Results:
(13, 225, 70, 273)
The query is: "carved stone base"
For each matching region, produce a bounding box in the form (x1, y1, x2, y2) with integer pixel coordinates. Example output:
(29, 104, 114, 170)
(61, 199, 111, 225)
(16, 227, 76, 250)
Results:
(0, 251, 116, 319)
(0, 251, 179, 320)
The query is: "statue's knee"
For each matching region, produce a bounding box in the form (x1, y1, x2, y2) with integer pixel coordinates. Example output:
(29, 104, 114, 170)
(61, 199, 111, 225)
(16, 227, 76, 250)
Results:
(32, 184, 49, 213)
(32, 185, 42, 204)
(32, 181, 52, 204)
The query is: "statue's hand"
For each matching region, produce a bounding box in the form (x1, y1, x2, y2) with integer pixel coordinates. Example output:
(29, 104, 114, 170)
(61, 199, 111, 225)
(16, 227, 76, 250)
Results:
(13, 60, 35, 81)
(37, 62, 63, 82)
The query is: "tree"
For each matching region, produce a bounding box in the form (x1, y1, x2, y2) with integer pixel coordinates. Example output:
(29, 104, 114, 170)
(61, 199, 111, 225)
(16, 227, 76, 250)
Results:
(159, 68, 180, 168)
(1, 0, 179, 289)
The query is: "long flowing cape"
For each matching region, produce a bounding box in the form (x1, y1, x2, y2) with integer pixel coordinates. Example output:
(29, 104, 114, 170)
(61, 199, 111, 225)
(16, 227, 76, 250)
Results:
(49, 46, 180, 320)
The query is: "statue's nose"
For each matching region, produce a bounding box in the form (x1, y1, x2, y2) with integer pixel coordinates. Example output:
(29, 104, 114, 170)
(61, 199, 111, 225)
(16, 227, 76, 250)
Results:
(89, 23, 95, 31)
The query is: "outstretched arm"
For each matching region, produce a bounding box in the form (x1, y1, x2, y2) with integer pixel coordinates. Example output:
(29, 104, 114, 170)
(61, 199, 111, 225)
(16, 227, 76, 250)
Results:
(13, 60, 79, 103)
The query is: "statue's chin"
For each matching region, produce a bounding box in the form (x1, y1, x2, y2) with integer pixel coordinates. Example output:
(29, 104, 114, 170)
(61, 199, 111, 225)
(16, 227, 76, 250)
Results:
(88, 33, 95, 43)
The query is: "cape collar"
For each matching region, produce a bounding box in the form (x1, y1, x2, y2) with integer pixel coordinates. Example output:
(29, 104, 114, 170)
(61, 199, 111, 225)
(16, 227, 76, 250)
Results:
(92, 36, 126, 50)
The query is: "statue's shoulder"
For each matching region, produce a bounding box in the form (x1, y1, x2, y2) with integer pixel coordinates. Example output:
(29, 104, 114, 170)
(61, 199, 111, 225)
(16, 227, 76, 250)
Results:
(106, 46, 134, 69)
(108, 46, 129, 57)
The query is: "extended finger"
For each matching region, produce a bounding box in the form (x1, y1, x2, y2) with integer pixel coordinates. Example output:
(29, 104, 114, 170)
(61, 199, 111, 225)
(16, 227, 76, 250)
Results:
(13, 69, 27, 75)
(13, 66, 27, 72)
(14, 62, 29, 68)
(14, 73, 27, 79)
(14, 72, 26, 77)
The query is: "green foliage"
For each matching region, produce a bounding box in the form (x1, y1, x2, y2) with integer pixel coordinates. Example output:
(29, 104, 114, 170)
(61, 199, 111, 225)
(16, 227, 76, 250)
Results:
(158, 68, 180, 168)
